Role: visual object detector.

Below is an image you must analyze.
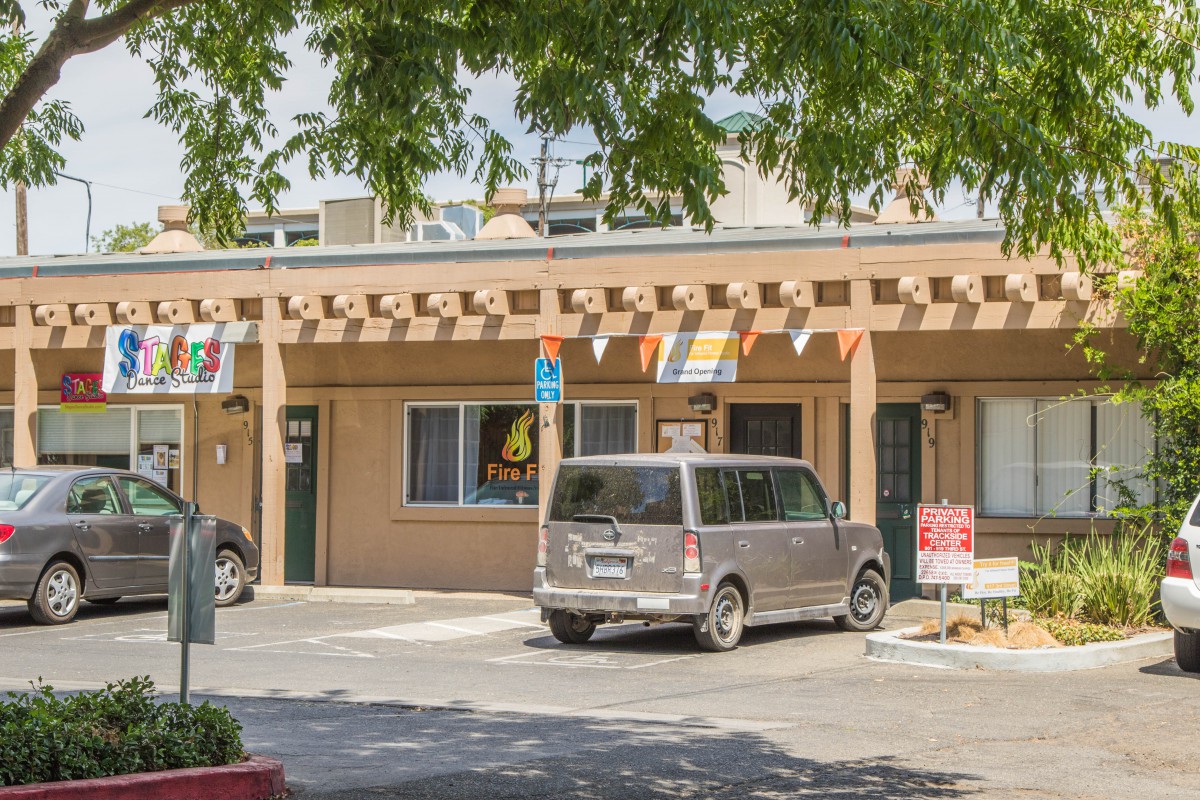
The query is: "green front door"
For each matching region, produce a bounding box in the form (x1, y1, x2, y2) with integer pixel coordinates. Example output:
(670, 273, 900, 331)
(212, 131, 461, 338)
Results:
(876, 403, 921, 602)
(285, 406, 317, 584)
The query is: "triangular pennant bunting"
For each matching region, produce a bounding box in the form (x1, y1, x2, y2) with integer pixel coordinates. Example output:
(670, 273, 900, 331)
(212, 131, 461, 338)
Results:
(540, 334, 564, 361)
(738, 331, 761, 356)
(837, 329, 864, 361)
(638, 335, 662, 373)
(592, 336, 609, 364)
(788, 330, 812, 357)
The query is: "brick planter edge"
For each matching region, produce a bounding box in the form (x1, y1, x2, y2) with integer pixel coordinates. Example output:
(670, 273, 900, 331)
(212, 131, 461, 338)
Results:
(0, 754, 284, 800)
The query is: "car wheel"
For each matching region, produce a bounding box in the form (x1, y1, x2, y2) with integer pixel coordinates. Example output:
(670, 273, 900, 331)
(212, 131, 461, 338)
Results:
(834, 569, 888, 632)
(87, 597, 121, 605)
(693, 582, 744, 652)
(215, 550, 246, 607)
(548, 610, 596, 644)
(28, 561, 82, 625)
(1175, 630, 1200, 673)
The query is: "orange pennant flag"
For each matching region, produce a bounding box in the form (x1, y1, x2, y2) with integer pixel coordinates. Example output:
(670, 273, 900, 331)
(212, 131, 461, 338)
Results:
(837, 329, 864, 361)
(638, 335, 662, 373)
(540, 335, 565, 361)
(739, 330, 762, 357)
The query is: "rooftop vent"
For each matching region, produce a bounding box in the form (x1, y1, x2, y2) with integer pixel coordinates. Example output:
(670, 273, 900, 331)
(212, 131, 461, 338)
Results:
(474, 188, 537, 240)
(139, 205, 204, 254)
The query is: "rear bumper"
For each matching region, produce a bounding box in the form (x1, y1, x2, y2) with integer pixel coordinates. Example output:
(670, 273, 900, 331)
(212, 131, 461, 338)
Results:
(1162, 577, 1200, 632)
(532, 567, 708, 615)
(0, 553, 43, 600)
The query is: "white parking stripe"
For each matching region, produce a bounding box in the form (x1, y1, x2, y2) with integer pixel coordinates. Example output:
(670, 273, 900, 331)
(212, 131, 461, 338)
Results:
(336, 607, 545, 644)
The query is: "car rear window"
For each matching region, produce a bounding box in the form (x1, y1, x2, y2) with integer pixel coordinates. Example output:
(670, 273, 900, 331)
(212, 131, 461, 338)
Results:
(550, 465, 682, 525)
(1191, 495, 1200, 529)
(0, 473, 51, 511)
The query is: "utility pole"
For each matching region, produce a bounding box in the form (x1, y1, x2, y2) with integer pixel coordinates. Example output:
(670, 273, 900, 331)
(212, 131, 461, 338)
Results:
(537, 137, 549, 238)
(12, 19, 26, 255)
(532, 136, 573, 238)
(15, 181, 27, 255)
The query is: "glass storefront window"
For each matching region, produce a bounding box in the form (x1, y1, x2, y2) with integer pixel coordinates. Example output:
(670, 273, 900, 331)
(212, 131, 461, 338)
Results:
(406, 401, 637, 507)
(30, 406, 183, 492)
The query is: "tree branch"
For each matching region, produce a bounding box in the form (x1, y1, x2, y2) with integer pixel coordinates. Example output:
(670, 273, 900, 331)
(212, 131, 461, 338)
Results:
(0, 0, 196, 152)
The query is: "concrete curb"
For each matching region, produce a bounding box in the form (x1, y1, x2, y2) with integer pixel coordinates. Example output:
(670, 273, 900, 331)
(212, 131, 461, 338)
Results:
(866, 626, 1173, 672)
(248, 585, 416, 604)
(0, 754, 284, 799)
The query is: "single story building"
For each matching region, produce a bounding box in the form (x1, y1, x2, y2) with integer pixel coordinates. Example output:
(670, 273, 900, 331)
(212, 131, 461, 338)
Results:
(0, 217, 1152, 601)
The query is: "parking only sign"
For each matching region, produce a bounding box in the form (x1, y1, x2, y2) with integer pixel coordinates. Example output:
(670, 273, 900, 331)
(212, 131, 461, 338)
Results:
(535, 358, 562, 403)
(915, 505, 975, 584)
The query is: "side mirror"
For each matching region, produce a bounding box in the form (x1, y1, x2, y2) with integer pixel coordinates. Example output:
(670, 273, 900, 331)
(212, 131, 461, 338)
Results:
(830, 501, 847, 520)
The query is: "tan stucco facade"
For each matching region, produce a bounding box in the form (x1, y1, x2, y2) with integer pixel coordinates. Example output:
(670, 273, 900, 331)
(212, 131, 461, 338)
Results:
(0, 222, 1148, 596)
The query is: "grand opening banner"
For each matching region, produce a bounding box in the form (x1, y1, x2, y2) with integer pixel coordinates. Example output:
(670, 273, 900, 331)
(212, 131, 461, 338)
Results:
(656, 333, 739, 383)
(103, 324, 236, 394)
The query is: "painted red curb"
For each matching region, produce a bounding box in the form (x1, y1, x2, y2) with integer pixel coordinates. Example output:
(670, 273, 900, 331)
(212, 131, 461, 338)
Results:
(0, 754, 284, 800)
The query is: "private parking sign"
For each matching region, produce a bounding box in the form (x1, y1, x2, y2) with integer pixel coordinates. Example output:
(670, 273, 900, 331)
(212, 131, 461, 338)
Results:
(915, 504, 975, 584)
(535, 358, 562, 403)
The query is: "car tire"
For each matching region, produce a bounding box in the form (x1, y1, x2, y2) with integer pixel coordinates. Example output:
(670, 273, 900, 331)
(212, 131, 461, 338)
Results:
(1175, 630, 1200, 673)
(548, 610, 596, 644)
(834, 568, 888, 632)
(693, 582, 745, 652)
(87, 597, 121, 605)
(215, 550, 246, 607)
(28, 561, 82, 625)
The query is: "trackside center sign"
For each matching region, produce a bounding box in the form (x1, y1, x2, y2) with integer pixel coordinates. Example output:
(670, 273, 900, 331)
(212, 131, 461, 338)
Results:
(915, 505, 975, 584)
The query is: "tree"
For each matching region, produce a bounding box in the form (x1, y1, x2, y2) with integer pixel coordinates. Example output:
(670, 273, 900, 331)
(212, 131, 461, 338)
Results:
(0, 1, 1198, 261)
(90, 220, 155, 252)
(1076, 209, 1200, 532)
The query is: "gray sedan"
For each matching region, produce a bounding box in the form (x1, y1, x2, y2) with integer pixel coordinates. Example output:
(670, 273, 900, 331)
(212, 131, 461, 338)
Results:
(0, 466, 260, 624)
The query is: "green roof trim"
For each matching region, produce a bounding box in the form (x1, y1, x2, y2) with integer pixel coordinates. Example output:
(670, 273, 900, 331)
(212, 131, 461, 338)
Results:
(715, 111, 767, 133)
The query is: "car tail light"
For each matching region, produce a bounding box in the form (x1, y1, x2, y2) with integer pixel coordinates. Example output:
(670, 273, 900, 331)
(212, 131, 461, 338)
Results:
(537, 525, 549, 567)
(1167, 537, 1193, 580)
(0, 524, 13, 544)
(683, 530, 701, 573)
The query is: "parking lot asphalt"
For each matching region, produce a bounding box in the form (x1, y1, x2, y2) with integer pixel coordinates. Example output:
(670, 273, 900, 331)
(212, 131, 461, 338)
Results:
(0, 593, 1196, 799)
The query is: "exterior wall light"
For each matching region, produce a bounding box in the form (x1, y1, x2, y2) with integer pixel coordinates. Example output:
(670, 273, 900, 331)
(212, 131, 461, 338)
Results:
(688, 393, 716, 413)
(920, 392, 952, 413)
(221, 394, 250, 415)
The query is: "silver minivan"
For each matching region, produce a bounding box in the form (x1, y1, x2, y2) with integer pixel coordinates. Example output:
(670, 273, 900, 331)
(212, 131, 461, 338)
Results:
(533, 454, 891, 651)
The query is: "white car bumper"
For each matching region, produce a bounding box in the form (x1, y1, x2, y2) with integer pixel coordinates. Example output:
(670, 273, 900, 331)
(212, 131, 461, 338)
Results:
(1161, 577, 1200, 632)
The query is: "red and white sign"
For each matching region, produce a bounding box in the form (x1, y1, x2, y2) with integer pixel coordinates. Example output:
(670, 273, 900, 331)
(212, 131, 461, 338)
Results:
(915, 504, 975, 584)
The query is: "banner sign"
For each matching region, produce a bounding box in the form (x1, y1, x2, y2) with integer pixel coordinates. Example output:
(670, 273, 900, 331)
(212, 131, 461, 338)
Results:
(962, 557, 1020, 599)
(656, 333, 738, 383)
(60, 373, 107, 412)
(103, 324, 235, 394)
(915, 504, 975, 584)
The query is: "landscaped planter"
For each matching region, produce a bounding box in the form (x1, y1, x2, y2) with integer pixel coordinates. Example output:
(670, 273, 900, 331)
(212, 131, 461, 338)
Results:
(866, 626, 1173, 672)
(0, 754, 284, 800)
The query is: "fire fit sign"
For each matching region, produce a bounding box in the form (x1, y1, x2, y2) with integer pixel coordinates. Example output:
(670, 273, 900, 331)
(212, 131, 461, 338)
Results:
(915, 505, 975, 584)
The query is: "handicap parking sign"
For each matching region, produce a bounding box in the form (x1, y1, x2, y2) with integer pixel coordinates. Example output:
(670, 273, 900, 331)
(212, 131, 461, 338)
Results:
(535, 358, 562, 403)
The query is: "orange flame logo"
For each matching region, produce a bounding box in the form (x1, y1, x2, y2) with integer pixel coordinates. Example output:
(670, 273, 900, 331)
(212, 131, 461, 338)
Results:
(501, 410, 535, 462)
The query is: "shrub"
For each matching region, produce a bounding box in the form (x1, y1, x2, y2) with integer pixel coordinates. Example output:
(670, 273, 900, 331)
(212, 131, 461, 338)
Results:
(0, 676, 243, 787)
(1020, 540, 1084, 619)
(1020, 529, 1162, 628)
(1065, 528, 1162, 627)
(1035, 616, 1127, 647)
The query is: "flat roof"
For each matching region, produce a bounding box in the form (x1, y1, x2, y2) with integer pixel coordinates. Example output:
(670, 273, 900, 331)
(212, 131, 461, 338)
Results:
(0, 218, 1007, 279)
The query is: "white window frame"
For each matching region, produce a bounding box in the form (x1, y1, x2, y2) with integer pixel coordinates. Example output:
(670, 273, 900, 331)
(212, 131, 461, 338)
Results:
(403, 400, 638, 508)
(563, 400, 639, 458)
(975, 396, 1156, 518)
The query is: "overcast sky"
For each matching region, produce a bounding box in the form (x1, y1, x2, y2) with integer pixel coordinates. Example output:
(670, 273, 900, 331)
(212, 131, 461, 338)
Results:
(0, 20, 1196, 257)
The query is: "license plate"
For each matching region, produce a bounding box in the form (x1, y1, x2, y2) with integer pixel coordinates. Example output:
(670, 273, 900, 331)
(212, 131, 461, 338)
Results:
(591, 556, 628, 579)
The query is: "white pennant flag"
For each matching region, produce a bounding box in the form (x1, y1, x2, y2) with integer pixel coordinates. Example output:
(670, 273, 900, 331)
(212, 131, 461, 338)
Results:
(592, 336, 610, 363)
(788, 330, 813, 357)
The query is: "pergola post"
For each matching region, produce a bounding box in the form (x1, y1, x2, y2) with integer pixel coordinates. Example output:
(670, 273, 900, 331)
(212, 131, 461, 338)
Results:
(13, 305, 36, 466)
(848, 281, 877, 524)
(260, 297, 288, 585)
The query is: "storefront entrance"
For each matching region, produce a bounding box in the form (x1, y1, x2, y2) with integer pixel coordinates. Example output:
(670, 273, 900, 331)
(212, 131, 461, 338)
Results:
(728, 403, 801, 458)
(285, 406, 318, 583)
(875, 404, 921, 601)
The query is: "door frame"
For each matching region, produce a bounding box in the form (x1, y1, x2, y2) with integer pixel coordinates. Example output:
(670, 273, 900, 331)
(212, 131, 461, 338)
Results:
(875, 403, 922, 602)
(284, 405, 319, 584)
